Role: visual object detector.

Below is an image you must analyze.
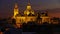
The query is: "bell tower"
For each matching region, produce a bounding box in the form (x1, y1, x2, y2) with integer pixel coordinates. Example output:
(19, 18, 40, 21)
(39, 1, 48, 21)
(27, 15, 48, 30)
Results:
(13, 3, 19, 18)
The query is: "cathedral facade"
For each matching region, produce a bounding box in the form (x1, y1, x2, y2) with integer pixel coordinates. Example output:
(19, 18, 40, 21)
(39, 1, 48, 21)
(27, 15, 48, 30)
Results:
(13, 1, 51, 24)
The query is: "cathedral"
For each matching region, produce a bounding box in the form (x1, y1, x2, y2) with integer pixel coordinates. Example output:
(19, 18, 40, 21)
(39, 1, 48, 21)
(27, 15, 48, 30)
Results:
(12, 0, 51, 24)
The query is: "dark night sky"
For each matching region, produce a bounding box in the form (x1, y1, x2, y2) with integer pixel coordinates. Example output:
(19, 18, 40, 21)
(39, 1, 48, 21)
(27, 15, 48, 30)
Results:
(0, 0, 60, 18)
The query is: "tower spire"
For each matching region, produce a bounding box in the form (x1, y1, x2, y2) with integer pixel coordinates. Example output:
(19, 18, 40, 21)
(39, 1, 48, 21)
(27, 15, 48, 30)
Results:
(15, 3, 18, 9)
(28, 0, 30, 3)
(28, 0, 31, 6)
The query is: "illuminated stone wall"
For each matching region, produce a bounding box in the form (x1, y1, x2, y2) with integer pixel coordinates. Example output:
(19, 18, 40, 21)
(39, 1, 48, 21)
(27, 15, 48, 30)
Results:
(40, 16, 51, 24)
(15, 16, 36, 24)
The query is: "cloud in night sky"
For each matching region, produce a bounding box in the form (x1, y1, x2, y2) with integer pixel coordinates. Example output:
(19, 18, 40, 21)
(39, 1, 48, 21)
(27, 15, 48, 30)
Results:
(0, 0, 60, 18)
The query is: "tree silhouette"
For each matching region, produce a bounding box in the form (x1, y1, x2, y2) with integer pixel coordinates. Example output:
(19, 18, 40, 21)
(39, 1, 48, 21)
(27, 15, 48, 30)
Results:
(12, 18, 16, 25)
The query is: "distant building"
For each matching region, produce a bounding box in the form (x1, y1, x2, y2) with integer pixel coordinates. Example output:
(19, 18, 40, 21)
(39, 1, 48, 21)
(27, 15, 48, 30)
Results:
(40, 10, 51, 24)
(12, 0, 51, 24)
(51, 17, 59, 24)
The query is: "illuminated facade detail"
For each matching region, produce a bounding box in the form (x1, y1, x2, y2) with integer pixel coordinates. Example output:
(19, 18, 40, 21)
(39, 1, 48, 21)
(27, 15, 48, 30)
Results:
(13, 3, 19, 18)
(15, 16, 36, 24)
(24, 0, 34, 16)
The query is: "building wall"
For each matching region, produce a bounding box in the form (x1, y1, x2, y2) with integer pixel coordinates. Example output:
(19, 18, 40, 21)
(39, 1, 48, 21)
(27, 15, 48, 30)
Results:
(40, 16, 51, 24)
(15, 16, 36, 24)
